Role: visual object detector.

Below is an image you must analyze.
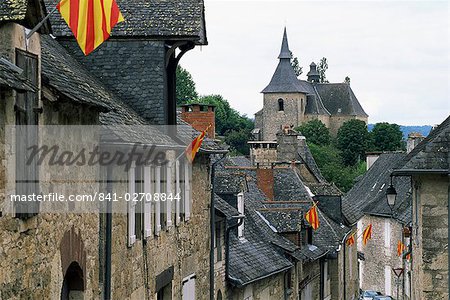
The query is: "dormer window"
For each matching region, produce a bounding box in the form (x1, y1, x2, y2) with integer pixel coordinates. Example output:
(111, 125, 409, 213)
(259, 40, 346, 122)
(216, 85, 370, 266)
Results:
(278, 98, 284, 111)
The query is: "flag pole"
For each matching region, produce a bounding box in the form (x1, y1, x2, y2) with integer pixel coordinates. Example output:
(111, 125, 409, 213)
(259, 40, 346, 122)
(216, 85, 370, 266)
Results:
(26, 7, 58, 40)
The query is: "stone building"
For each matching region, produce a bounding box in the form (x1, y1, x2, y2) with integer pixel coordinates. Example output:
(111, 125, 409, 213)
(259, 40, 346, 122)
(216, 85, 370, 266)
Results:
(392, 115, 449, 300)
(254, 28, 368, 141)
(1, 1, 228, 299)
(342, 153, 413, 299)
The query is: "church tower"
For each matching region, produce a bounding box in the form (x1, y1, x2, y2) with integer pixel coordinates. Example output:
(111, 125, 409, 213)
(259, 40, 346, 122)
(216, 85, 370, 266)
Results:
(260, 28, 308, 141)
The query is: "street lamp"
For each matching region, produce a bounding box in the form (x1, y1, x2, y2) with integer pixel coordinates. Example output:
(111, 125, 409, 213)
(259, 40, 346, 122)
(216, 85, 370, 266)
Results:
(386, 176, 397, 210)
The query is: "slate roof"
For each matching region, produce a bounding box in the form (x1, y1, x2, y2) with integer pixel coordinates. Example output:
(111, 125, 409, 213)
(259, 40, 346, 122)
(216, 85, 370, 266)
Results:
(258, 209, 302, 232)
(394, 115, 450, 173)
(305, 93, 330, 116)
(342, 153, 412, 225)
(216, 155, 350, 273)
(314, 83, 368, 117)
(214, 194, 239, 218)
(0, 0, 50, 32)
(41, 35, 182, 147)
(0, 0, 27, 22)
(297, 141, 326, 183)
(0, 58, 37, 92)
(273, 168, 312, 201)
(228, 212, 293, 287)
(46, 0, 207, 44)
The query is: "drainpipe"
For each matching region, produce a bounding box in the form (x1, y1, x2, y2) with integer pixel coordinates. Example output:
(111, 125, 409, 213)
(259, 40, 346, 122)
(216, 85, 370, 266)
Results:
(448, 175, 449, 297)
(209, 155, 226, 300)
(343, 240, 347, 300)
(105, 165, 113, 300)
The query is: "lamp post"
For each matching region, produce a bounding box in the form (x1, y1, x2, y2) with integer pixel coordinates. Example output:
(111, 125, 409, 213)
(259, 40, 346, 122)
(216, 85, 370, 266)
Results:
(386, 176, 397, 212)
(386, 175, 399, 299)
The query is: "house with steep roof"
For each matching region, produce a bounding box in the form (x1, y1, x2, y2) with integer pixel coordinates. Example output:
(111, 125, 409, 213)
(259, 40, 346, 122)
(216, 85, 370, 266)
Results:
(254, 28, 368, 140)
(213, 155, 359, 300)
(343, 153, 413, 299)
(392, 115, 450, 300)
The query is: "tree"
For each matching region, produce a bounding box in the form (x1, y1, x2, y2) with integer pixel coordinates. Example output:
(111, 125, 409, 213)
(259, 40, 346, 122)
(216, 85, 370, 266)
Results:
(290, 51, 303, 77)
(225, 129, 252, 155)
(370, 122, 404, 151)
(308, 143, 366, 192)
(191, 95, 254, 155)
(317, 57, 329, 83)
(337, 119, 370, 166)
(176, 66, 198, 105)
(295, 119, 330, 146)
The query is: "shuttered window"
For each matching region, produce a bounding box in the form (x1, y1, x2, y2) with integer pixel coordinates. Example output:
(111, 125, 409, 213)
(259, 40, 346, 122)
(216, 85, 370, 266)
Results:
(15, 50, 39, 219)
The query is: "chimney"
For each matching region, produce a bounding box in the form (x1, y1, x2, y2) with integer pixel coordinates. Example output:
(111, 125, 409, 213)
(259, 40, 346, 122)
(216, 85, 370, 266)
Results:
(256, 165, 275, 201)
(276, 128, 300, 162)
(406, 132, 424, 154)
(237, 192, 244, 238)
(180, 103, 216, 139)
(307, 62, 320, 83)
(366, 152, 381, 170)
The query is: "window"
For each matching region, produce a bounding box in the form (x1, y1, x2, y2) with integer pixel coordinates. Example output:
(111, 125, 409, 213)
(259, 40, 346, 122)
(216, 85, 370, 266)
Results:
(143, 165, 152, 238)
(237, 192, 244, 238)
(128, 162, 137, 246)
(165, 163, 173, 228)
(175, 160, 181, 225)
(182, 274, 196, 300)
(135, 165, 144, 240)
(278, 98, 284, 111)
(160, 165, 167, 229)
(155, 166, 161, 235)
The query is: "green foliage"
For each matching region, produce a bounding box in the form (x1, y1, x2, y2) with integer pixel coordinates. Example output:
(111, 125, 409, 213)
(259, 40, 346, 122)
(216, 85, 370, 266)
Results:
(225, 129, 252, 155)
(290, 51, 303, 77)
(176, 66, 198, 105)
(192, 95, 254, 155)
(369, 122, 404, 151)
(308, 143, 366, 192)
(295, 119, 330, 146)
(317, 57, 329, 83)
(337, 119, 370, 166)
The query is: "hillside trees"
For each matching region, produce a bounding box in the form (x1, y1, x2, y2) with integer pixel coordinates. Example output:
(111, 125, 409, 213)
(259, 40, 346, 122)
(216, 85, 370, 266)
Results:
(176, 65, 198, 105)
(370, 122, 404, 151)
(336, 119, 370, 166)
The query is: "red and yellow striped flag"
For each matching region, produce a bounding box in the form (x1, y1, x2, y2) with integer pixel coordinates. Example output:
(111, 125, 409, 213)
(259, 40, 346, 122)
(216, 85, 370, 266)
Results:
(397, 241, 406, 257)
(305, 202, 320, 230)
(346, 233, 355, 246)
(362, 224, 372, 246)
(56, 0, 124, 55)
(185, 125, 211, 163)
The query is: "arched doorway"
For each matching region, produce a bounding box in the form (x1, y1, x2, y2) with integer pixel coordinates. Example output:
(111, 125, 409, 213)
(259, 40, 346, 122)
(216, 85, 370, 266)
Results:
(61, 261, 84, 300)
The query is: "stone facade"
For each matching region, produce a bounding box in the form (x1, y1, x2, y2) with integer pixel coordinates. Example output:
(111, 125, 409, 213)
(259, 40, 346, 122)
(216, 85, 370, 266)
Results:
(357, 215, 410, 299)
(261, 92, 306, 141)
(0, 23, 102, 299)
(410, 174, 449, 300)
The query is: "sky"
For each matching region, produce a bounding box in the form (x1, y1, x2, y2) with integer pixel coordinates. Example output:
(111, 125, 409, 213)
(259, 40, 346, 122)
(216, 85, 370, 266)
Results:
(181, 0, 449, 126)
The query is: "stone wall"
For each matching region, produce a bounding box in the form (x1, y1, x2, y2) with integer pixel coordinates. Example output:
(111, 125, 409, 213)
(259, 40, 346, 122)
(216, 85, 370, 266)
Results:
(0, 22, 101, 298)
(107, 154, 212, 299)
(262, 92, 306, 141)
(358, 215, 407, 298)
(229, 272, 287, 300)
(411, 174, 449, 300)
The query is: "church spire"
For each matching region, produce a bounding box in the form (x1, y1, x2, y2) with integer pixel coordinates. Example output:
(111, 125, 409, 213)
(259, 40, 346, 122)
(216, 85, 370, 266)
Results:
(278, 27, 292, 59)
